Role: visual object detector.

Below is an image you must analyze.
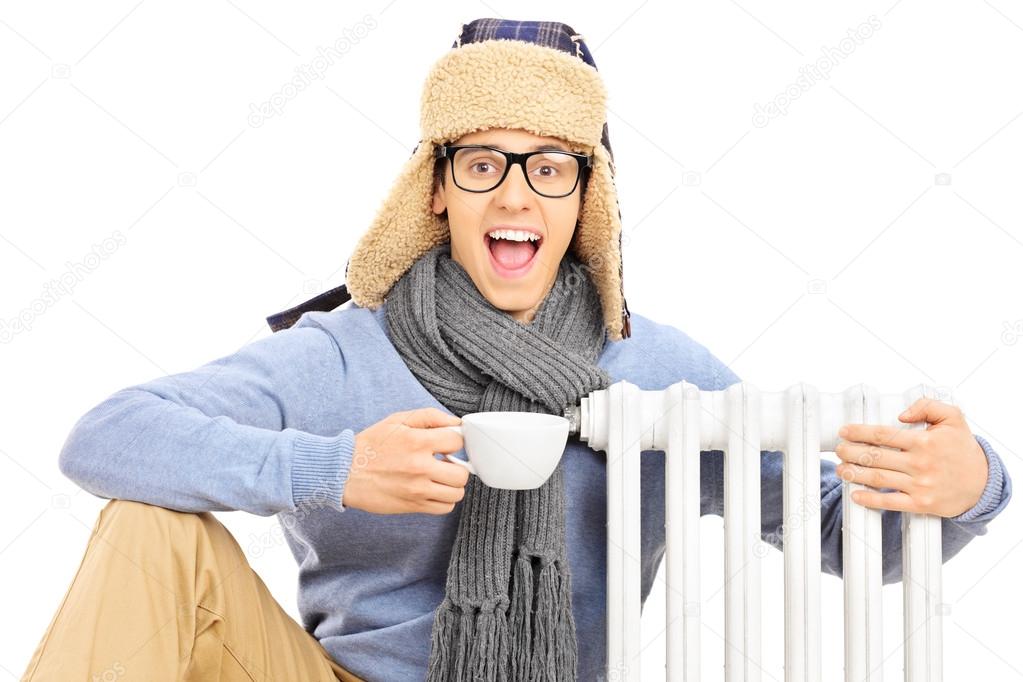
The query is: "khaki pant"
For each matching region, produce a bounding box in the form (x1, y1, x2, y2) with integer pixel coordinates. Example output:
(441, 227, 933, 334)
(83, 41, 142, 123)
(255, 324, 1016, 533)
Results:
(21, 498, 366, 681)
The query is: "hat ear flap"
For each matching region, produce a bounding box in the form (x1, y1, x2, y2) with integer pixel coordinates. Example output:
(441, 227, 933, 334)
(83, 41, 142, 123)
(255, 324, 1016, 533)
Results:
(571, 143, 625, 340)
(346, 141, 449, 309)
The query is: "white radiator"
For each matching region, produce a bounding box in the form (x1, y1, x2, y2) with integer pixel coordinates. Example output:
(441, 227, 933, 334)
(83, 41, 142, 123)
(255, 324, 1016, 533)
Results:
(574, 380, 947, 682)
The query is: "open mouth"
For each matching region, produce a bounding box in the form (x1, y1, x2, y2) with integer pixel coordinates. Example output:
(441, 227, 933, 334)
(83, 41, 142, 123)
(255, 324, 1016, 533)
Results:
(484, 232, 542, 278)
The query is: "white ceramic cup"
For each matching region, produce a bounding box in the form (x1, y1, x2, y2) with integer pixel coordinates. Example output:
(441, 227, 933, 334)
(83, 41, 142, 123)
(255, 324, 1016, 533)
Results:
(439, 412, 570, 489)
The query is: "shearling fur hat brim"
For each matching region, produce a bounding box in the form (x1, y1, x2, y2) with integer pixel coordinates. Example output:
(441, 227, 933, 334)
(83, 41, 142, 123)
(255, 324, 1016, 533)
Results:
(345, 38, 628, 340)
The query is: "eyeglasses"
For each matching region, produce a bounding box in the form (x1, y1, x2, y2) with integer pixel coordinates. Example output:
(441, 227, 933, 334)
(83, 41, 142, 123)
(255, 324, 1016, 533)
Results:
(434, 144, 592, 198)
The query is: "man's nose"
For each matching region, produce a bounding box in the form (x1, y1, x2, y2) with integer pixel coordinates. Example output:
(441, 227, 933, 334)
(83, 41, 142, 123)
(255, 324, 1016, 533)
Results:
(493, 163, 534, 211)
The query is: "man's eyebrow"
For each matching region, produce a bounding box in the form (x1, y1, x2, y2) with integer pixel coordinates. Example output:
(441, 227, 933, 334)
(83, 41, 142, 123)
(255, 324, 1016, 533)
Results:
(470, 142, 572, 152)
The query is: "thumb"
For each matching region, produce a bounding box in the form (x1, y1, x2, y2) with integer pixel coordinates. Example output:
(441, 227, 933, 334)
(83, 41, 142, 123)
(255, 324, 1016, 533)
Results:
(898, 397, 960, 426)
(391, 407, 462, 429)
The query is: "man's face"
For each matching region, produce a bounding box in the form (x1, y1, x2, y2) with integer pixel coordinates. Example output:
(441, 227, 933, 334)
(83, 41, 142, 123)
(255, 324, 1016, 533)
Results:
(431, 128, 584, 324)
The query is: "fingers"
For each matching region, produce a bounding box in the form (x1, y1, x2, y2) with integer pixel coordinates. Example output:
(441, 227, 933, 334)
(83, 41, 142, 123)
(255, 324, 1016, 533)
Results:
(835, 440, 912, 473)
(419, 426, 464, 455)
(387, 408, 463, 455)
(389, 407, 462, 429)
(849, 489, 917, 513)
(839, 422, 917, 450)
(418, 499, 459, 515)
(835, 461, 913, 492)
(428, 457, 472, 488)
(423, 480, 468, 505)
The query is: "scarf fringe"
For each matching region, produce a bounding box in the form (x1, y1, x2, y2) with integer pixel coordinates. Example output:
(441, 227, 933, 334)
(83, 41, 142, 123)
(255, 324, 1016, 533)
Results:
(509, 553, 580, 682)
(555, 559, 579, 680)
(508, 552, 535, 680)
(530, 557, 558, 681)
(426, 596, 511, 682)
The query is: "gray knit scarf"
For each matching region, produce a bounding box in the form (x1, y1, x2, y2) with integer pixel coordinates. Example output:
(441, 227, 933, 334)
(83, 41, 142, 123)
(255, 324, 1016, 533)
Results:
(385, 241, 612, 681)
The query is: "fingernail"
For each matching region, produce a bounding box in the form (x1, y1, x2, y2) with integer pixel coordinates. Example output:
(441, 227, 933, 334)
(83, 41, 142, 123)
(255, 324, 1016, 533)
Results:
(838, 426, 849, 438)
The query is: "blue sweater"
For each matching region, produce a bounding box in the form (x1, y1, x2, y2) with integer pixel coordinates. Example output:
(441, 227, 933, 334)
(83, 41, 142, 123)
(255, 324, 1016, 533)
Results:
(58, 302, 1012, 681)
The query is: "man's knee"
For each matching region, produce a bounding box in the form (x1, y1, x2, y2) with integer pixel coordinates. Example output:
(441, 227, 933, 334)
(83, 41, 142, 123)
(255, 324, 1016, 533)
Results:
(97, 498, 205, 529)
(90, 499, 251, 603)
(92, 498, 224, 555)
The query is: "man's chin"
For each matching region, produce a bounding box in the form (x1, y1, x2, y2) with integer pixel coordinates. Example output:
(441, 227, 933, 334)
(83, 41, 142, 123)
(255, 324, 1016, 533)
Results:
(463, 260, 553, 320)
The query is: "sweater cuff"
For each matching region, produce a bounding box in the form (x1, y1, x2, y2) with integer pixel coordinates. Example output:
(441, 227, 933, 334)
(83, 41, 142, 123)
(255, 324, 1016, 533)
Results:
(948, 434, 1010, 523)
(290, 429, 356, 512)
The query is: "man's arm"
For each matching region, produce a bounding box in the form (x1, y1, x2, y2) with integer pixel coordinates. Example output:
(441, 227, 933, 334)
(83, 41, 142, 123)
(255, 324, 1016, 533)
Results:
(58, 318, 356, 516)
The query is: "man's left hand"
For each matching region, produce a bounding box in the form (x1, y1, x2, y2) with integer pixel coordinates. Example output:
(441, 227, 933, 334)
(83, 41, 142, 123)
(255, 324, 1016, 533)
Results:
(834, 398, 988, 517)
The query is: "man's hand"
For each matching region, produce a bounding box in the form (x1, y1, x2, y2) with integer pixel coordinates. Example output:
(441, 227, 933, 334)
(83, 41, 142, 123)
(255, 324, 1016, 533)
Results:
(345, 408, 469, 515)
(834, 397, 988, 517)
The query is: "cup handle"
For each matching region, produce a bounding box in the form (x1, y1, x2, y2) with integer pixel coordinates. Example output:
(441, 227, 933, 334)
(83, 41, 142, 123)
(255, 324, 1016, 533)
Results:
(444, 453, 476, 475)
(440, 425, 476, 475)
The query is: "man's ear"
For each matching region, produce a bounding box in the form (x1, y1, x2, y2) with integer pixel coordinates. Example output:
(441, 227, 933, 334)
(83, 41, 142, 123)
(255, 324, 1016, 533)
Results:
(431, 181, 447, 215)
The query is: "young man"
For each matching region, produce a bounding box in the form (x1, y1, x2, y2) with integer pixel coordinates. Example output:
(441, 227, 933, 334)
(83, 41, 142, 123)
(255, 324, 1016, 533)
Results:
(24, 18, 1011, 682)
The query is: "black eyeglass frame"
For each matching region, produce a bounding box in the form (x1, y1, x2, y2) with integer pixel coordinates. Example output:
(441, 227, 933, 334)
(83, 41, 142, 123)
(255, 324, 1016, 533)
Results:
(434, 144, 593, 198)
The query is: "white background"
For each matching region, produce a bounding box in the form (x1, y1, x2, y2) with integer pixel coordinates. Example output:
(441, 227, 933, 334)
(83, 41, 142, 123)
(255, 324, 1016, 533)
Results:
(2, 1, 1021, 679)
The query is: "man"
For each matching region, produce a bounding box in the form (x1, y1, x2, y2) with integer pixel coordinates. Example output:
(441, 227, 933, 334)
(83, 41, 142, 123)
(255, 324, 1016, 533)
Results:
(23, 18, 1010, 682)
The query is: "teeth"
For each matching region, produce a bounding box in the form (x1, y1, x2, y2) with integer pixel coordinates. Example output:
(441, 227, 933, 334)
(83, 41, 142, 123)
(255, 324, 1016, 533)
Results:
(487, 229, 541, 243)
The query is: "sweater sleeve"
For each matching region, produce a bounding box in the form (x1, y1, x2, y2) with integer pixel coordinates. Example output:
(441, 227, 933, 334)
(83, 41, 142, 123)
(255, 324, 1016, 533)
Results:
(697, 347, 1013, 583)
(58, 319, 356, 516)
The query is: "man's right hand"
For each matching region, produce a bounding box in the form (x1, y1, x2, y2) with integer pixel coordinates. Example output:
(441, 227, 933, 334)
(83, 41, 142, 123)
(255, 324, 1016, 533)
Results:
(344, 408, 469, 514)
